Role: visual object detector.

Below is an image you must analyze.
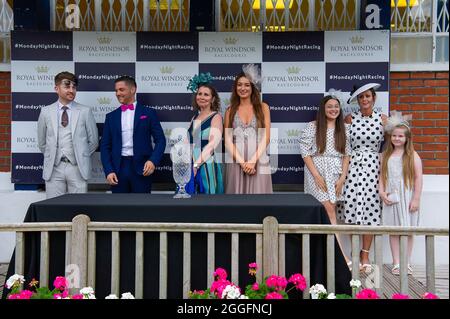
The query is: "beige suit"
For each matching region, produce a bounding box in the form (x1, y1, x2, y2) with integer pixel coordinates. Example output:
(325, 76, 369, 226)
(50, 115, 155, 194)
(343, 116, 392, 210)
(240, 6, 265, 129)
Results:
(37, 101, 98, 198)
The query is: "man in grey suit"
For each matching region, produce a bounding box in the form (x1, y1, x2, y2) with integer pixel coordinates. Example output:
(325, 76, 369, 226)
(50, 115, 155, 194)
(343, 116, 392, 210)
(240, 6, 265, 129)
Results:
(37, 71, 99, 198)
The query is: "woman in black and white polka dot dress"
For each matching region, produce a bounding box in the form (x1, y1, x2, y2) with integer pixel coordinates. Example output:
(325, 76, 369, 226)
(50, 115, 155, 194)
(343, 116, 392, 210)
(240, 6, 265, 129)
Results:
(337, 83, 387, 273)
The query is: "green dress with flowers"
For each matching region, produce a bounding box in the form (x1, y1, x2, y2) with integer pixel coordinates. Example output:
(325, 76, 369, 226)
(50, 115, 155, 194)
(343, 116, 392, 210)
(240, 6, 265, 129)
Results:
(188, 112, 224, 194)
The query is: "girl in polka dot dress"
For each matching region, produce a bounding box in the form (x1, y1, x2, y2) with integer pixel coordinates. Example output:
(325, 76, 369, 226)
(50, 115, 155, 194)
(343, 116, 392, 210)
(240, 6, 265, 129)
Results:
(300, 94, 351, 264)
(337, 83, 387, 273)
(379, 112, 423, 276)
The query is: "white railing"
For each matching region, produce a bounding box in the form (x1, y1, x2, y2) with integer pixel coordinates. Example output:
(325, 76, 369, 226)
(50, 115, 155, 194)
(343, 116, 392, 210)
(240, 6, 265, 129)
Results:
(1, 215, 448, 298)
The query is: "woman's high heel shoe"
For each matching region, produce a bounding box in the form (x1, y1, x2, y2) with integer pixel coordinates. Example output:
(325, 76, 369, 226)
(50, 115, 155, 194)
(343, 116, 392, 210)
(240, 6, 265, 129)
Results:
(360, 249, 373, 274)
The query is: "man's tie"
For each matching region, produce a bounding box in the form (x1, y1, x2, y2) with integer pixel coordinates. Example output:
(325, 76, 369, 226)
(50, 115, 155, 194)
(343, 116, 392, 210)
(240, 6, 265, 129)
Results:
(121, 104, 135, 112)
(61, 106, 69, 127)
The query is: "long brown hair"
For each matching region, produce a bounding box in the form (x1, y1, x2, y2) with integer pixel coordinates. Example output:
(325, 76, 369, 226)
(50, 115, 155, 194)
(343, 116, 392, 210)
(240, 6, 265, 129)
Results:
(316, 95, 346, 154)
(226, 72, 265, 128)
(381, 124, 416, 189)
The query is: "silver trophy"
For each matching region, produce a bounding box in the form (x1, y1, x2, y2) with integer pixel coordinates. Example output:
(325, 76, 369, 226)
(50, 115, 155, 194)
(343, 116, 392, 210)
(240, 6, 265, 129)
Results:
(170, 143, 192, 198)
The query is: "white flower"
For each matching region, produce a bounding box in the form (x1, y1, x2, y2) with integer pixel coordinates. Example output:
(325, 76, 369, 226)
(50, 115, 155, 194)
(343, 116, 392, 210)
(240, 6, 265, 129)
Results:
(80, 287, 94, 295)
(80, 287, 96, 299)
(105, 294, 119, 299)
(350, 279, 362, 288)
(221, 285, 241, 299)
(121, 292, 135, 299)
(6, 274, 25, 289)
(239, 295, 249, 299)
(327, 293, 336, 299)
(309, 284, 327, 299)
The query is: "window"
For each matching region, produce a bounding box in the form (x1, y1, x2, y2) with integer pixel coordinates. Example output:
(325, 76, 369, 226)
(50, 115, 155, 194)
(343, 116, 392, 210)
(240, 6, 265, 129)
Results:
(219, 0, 358, 31)
(1, 0, 448, 71)
(52, 0, 189, 32)
(390, 0, 449, 70)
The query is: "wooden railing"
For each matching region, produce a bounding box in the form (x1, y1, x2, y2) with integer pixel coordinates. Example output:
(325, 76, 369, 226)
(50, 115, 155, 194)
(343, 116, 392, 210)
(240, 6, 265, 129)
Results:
(1, 215, 448, 298)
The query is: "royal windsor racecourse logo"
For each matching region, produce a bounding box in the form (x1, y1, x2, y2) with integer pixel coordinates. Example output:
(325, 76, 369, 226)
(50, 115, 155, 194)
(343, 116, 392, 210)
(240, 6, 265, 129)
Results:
(286, 66, 300, 74)
(35, 65, 50, 73)
(329, 33, 382, 57)
(286, 129, 301, 137)
(97, 97, 111, 105)
(160, 66, 175, 74)
(97, 36, 112, 44)
(350, 36, 364, 44)
(223, 37, 238, 45)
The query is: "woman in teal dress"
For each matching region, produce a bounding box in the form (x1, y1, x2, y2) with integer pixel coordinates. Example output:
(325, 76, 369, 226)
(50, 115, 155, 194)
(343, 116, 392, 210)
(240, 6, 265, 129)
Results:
(187, 79, 224, 194)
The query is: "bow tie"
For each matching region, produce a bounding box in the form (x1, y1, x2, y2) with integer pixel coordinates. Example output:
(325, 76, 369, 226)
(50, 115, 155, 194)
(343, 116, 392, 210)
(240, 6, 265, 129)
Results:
(121, 104, 135, 112)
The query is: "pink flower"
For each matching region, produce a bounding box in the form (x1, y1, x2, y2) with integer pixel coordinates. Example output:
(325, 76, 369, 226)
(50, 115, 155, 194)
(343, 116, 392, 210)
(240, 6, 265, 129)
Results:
(356, 288, 379, 299)
(288, 273, 306, 291)
(213, 268, 228, 280)
(53, 290, 71, 299)
(392, 293, 410, 299)
(266, 275, 278, 289)
(192, 290, 205, 295)
(71, 294, 84, 299)
(252, 283, 259, 291)
(266, 275, 287, 291)
(18, 290, 33, 299)
(53, 276, 68, 291)
(265, 292, 283, 299)
(248, 262, 258, 276)
(276, 277, 288, 291)
(210, 279, 231, 298)
(7, 293, 19, 299)
(249, 262, 258, 269)
(422, 292, 439, 299)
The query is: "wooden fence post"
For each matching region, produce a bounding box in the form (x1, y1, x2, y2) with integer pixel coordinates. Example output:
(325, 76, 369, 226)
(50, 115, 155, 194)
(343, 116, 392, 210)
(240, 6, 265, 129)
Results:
(70, 214, 90, 294)
(263, 216, 279, 278)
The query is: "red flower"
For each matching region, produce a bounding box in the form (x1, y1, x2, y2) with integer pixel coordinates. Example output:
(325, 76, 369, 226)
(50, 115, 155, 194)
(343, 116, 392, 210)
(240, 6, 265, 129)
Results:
(356, 288, 379, 299)
(422, 292, 439, 299)
(288, 273, 307, 291)
(213, 268, 227, 281)
(265, 292, 283, 299)
(53, 276, 68, 291)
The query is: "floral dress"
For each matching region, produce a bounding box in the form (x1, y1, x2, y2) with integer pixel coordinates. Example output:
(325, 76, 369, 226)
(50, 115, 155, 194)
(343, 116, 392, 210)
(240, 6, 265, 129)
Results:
(300, 121, 351, 203)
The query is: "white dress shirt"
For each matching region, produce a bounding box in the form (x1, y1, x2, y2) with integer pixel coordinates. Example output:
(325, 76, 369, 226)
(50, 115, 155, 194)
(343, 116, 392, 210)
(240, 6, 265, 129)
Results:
(121, 102, 137, 156)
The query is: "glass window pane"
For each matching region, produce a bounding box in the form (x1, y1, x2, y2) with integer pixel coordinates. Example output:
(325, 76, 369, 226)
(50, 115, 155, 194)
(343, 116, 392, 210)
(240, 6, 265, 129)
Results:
(437, 0, 449, 33)
(436, 36, 449, 62)
(391, 0, 432, 33)
(391, 36, 432, 63)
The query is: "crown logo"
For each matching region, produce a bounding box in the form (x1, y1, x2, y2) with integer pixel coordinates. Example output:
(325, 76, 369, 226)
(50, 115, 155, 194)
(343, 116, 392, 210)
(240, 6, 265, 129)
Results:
(223, 37, 238, 45)
(160, 66, 175, 74)
(164, 128, 173, 136)
(97, 37, 112, 44)
(35, 65, 49, 73)
(286, 66, 300, 74)
(97, 97, 111, 105)
(286, 129, 300, 137)
(350, 36, 364, 44)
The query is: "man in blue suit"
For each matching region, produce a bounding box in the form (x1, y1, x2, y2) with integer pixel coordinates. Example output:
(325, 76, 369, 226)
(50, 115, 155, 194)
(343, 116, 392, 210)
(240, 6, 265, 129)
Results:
(100, 75, 166, 193)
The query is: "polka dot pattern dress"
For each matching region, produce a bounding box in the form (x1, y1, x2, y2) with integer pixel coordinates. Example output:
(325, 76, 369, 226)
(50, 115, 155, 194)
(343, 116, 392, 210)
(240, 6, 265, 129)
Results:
(337, 111, 384, 225)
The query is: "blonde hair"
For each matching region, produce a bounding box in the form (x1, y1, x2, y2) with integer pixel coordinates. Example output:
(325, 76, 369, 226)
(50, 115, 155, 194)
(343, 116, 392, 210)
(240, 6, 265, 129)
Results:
(381, 124, 415, 189)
